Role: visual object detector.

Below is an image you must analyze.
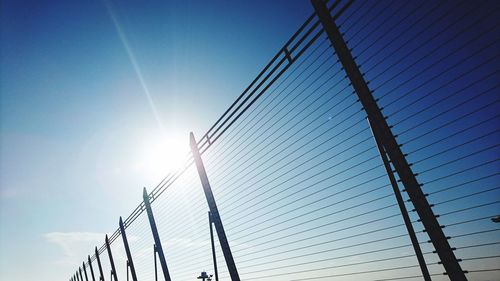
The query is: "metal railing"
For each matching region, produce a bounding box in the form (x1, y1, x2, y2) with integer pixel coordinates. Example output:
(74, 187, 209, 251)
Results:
(69, 0, 500, 280)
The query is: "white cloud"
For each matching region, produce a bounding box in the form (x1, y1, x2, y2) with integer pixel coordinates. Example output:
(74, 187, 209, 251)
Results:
(43, 232, 105, 266)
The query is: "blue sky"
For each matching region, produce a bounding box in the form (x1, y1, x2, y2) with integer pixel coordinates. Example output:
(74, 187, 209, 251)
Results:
(2, 0, 499, 280)
(0, 1, 314, 280)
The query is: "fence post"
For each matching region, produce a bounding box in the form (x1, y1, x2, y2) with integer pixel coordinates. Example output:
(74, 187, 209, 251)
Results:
(119, 217, 138, 281)
(154, 244, 158, 281)
(310, 0, 466, 280)
(79, 267, 84, 281)
(190, 132, 240, 281)
(143, 187, 171, 281)
(105, 235, 118, 281)
(95, 247, 105, 281)
(368, 118, 432, 281)
(83, 262, 89, 281)
(88, 255, 96, 281)
(209, 212, 219, 281)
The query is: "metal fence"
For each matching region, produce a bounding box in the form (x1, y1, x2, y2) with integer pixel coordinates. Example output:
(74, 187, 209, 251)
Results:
(68, 0, 500, 280)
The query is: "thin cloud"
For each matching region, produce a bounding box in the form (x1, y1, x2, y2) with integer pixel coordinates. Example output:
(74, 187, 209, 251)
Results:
(44, 232, 105, 266)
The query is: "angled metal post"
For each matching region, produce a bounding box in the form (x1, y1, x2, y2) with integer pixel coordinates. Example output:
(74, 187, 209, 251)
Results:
(368, 118, 432, 281)
(311, 0, 466, 280)
(77, 270, 81, 281)
(88, 255, 96, 281)
(209, 212, 219, 281)
(143, 187, 171, 281)
(95, 247, 105, 281)
(83, 262, 89, 281)
(119, 217, 138, 281)
(79, 267, 84, 281)
(105, 235, 118, 281)
(190, 132, 240, 281)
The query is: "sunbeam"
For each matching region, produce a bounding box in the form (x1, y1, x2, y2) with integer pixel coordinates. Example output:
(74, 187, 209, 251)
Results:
(104, 0, 166, 133)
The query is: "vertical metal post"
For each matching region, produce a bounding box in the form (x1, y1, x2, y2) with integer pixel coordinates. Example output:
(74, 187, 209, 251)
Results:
(95, 247, 105, 281)
(76, 272, 80, 281)
(105, 235, 118, 281)
(311, 1, 466, 280)
(154, 244, 158, 281)
(88, 255, 96, 281)
(143, 187, 171, 281)
(79, 267, 84, 281)
(126, 261, 129, 281)
(83, 262, 89, 281)
(368, 119, 432, 281)
(190, 132, 240, 281)
(209, 212, 219, 281)
(119, 217, 138, 281)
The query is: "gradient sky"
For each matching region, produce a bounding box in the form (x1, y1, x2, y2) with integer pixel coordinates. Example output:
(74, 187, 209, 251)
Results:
(0, 1, 314, 280)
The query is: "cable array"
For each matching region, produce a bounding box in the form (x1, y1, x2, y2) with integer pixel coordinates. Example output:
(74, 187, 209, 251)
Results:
(70, 0, 500, 280)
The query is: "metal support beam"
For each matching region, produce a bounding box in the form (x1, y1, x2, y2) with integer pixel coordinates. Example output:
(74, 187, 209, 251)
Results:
(79, 267, 84, 281)
(105, 235, 118, 281)
(190, 132, 240, 281)
(83, 262, 89, 281)
(310, 1, 466, 280)
(209, 212, 219, 281)
(143, 187, 171, 281)
(76, 272, 80, 281)
(119, 217, 138, 281)
(154, 244, 158, 281)
(95, 247, 105, 281)
(368, 118, 432, 281)
(88, 255, 96, 281)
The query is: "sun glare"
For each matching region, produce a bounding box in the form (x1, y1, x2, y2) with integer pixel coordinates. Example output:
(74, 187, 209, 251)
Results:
(134, 133, 189, 179)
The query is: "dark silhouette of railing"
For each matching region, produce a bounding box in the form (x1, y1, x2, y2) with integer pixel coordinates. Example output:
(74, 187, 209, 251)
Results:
(69, 0, 500, 280)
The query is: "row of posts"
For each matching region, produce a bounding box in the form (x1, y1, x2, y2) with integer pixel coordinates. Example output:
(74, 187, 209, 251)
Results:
(70, 1, 467, 280)
(70, 133, 235, 281)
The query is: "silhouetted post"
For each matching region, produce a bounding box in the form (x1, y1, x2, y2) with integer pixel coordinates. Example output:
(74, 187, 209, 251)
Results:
(209, 211, 219, 281)
(119, 217, 138, 281)
(88, 255, 96, 281)
(311, 0, 466, 280)
(368, 118, 432, 281)
(83, 262, 89, 281)
(153, 244, 158, 281)
(79, 267, 84, 281)
(95, 247, 105, 281)
(190, 132, 240, 281)
(143, 187, 171, 281)
(105, 235, 118, 281)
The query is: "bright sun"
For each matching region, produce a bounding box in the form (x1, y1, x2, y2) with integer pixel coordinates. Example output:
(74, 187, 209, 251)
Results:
(134, 132, 189, 179)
